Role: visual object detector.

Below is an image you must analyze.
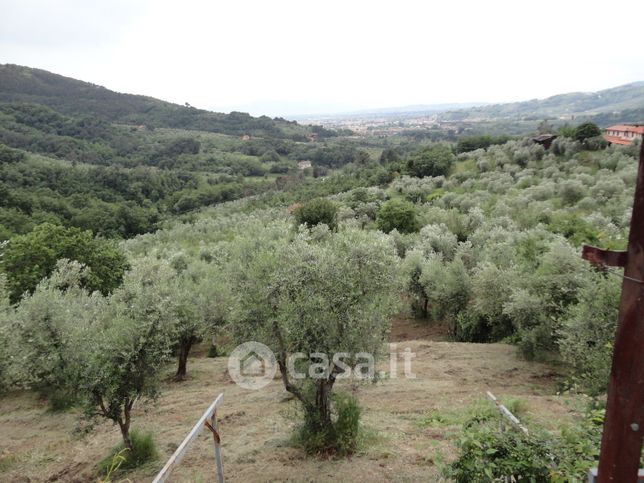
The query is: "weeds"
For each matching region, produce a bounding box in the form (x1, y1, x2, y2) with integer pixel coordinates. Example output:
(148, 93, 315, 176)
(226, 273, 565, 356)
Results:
(291, 391, 363, 457)
(98, 430, 157, 475)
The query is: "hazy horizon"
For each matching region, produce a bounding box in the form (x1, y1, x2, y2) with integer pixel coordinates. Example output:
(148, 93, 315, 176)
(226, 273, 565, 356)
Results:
(2, 0, 644, 117)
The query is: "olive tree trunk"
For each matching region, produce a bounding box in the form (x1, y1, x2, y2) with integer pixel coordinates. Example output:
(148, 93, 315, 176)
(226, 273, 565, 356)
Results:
(175, 335, 197, 381)
(117, 401, 133, 450)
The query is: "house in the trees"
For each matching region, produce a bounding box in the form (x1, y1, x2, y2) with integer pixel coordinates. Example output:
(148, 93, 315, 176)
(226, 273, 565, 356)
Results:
(532, 134, 557, 150)
(297, 160, 312, 170)
(603, 124, 644, 145)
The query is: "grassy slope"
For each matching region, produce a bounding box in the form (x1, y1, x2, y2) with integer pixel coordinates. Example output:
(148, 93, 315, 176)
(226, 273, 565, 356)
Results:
(0, 316, 584, 482)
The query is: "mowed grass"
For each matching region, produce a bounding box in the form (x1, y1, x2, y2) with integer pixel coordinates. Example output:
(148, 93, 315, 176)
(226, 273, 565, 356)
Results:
(0, 315, 583, 482)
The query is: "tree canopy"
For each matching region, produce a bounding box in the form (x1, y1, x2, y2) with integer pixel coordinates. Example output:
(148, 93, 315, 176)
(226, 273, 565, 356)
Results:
(406, 144, 455, 178)
(226, 226, 401, 452)
(376, 199, 419, 234)
(293, 199, 338, 230)
(0, 223, 129, 303)
(574, 122, 601, 141)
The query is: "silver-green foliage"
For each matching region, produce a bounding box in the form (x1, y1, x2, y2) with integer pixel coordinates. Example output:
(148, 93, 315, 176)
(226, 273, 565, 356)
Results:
(226, 226, 402, 442)
(558, 273, 620, 395)
(76, 257, 179, 448)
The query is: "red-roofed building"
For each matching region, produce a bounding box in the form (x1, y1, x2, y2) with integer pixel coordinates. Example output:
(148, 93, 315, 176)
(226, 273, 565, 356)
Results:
(603, 124, 644, 145)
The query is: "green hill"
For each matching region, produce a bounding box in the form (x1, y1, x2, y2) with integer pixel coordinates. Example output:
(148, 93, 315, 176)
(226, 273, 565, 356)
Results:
(0, 65, 371, 242)
(0, 64, 315, 139)
(438, 82, 644, 123)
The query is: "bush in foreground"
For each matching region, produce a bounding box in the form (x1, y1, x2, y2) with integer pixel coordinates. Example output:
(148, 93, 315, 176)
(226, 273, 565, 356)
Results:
(98, 429, 158, 474)
(443, 401, 605, 482)
(292, 391, 362, 456)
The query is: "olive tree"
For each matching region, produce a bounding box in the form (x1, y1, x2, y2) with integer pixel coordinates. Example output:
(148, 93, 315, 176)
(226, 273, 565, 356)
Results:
(12, 258, 179, 450)
(558, 273, 620, 394)
(171, 256, 229, 381)
(12, 260, 107, 403)
(0, 274, 15, 393)
(227, 227, 401, 444)
(401, 250, 431, 317)
(75, 258, 178, 450)
(401, 248, 470, 323)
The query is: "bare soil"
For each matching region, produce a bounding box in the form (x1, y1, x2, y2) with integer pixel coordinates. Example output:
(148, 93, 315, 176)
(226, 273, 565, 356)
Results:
(0, 315, 582, 482)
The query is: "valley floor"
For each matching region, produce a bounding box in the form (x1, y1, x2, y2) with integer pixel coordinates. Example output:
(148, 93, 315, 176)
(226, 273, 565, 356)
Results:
(0, 317, 582, 482)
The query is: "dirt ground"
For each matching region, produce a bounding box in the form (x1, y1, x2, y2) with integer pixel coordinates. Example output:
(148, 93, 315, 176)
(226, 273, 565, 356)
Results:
(0, 315, 583, 482)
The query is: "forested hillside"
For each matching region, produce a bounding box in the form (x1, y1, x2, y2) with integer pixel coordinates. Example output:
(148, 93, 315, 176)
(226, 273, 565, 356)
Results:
(0, 66, 381, 241)
(0, 64, 328, 138)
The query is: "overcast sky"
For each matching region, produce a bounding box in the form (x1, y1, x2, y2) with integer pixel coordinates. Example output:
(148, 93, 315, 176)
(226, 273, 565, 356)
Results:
(2, 0, 644, 117)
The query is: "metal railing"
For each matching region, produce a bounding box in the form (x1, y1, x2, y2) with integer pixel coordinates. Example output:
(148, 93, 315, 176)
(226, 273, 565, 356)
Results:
(152, 393, 225, 483)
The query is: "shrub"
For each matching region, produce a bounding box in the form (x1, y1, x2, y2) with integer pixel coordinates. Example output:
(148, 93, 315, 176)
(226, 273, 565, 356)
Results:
(574, 122, 601, 142)
(445, 424, 552, 482)
(161, 138, 200, 157)
(0, 223, 129, 303)
(456, 135, 511, 153)
(0, 144, 26, 163)
(415, 224, 458, 259)
(376, 199, 419, 234)
(558, 273, 620, 394)
(444, 402, 604, 482)
(293, 198, 338, 230)
(406, 144, 455, 178)
(0, 276, 15, 393)
(547, 212, 601, 246)
(454, 311, 493, 342)
(98, 429, 158, 474)
(558, 180, 586, 205)
(293, 391, 362, 456)
(46, 388, 81, 411)
(260, 149, 281, 163)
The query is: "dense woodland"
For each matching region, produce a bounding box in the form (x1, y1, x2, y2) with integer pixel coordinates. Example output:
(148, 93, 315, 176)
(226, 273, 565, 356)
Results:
(0, 65, 643, 481)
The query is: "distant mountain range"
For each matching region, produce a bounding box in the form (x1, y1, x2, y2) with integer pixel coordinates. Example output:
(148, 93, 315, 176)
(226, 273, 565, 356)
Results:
(298, 82, 644, 126)
(290, 102, 489, 121)
(2, 64, 642, 129)
(437, 81, 644, 124)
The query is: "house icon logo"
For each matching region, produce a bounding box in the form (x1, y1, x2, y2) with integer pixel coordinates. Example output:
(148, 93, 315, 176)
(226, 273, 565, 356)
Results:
(228, 341, 277, 390)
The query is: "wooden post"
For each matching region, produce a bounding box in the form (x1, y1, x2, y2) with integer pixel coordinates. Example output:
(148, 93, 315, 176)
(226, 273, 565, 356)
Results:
(582, 141, 644, 482)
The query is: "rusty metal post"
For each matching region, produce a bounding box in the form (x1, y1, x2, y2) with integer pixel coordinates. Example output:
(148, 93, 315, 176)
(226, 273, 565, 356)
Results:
(205, 409, 225, 483)
(582, 141, 644, 482)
